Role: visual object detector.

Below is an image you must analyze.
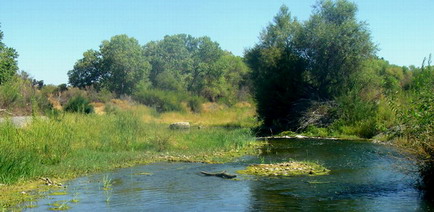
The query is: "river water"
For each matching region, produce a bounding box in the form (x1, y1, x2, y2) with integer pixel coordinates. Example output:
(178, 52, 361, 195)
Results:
(24, 139, 433, 211)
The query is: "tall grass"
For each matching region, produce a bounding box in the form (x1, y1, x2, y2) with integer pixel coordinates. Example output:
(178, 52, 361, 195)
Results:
(0, 110, 254, 185)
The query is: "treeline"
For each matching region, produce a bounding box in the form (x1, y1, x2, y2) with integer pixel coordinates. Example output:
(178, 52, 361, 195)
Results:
(68, 34, 250, 112)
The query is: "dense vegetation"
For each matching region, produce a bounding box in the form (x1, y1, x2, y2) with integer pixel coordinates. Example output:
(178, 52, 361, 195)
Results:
(0, 25, 18, 85)
(245, 1, 375, 133)
(68, 34, 250, 111)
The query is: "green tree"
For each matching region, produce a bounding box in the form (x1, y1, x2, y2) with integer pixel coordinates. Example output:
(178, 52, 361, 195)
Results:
(187, 36, 224, 98)
(68, 49, 102, 89)
(246, 1, 376, 132)
(300, 0, 376, 99)
(143, 34, 194, 91)
(100, 35, 151, 95)
(0, 25, 19, 84)
(143, 34, 247, 102)
(245, 5, 307, 130)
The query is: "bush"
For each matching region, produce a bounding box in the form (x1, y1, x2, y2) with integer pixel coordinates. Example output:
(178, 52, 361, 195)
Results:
(133, 88, 204, 113)
(64, 95, 94, 114)
(133, 89, 185, 112)
(0, 76, 52, 115)
(187, 96, 204, 113)
(85, 86, 114, 103)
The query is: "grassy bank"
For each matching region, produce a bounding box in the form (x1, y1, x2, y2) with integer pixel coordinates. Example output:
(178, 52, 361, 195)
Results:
(0, 102, 258, 208)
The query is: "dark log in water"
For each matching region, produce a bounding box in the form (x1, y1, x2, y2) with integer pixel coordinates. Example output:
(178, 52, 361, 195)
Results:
(200, 171, 237, 179)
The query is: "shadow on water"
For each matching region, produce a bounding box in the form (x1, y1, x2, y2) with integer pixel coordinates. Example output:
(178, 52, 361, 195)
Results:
(24, 139, 432, 211)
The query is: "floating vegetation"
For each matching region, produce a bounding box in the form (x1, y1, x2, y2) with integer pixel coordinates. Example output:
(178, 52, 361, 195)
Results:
(70, 199, 80, 203)
(237, 161, 330, 177)
(307, 180, 331, 184)
(133, 172, 153, 176)
(48, 200, 71, 211)
(49, 191, 68, 196)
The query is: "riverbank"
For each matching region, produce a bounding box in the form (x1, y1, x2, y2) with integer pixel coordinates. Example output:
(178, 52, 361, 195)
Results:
(0, 102, 259, 209)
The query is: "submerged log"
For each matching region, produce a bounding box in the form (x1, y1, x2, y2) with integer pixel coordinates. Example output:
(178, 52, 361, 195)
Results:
(200, 171, 237, 179)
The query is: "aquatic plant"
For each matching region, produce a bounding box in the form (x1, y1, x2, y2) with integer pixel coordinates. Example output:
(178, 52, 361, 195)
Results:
(238, 160, 330, 177)
(101, 175, 112, 191)
(48, 200, 71, 211)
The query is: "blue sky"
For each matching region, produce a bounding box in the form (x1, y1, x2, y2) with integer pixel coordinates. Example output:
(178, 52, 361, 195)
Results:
(1, 0, 433, 85)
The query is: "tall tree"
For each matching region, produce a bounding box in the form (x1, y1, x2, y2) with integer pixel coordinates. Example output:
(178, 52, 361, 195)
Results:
(143, 34, 194, 91)
(68, 49, 102, 89)
(143, 34, 247, 102)
(0, 25, 19, 84)
(100, 35, 151, 95)
(300, 0, 376, 99)
(246, 1, 376, 131)
(245, 5, 307, 129)
(187, 36, 224, 99)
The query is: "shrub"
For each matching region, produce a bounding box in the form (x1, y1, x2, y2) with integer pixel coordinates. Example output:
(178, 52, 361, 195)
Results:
(85, 86, 114, 103)
(0, 76, 52, 115)
(64, 95, 93, 114)
(187, 96, 204, 113)
(133, 88, 205, 113)
(133, 89, 185, 112)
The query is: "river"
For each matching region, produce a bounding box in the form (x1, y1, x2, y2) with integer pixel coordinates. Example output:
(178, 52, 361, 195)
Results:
(24, 139, 433, 211)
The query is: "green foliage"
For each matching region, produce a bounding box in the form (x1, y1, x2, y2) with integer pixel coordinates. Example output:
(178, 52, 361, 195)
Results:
(301, 0, 376, 99)
(133, 87, 206, 113)
(68, 35, 151, 96)
(0, 25, 18, 85)
(144, 34, 250, 102)
(246, 1, 376, 133)
(0, 76, 52, 115)
(63, 95, 94, 114)
(68, 33, 250, 103)
(187, 96, 204, 113)
(401, 57, 433, 143)
(67, 50, 102, 89)
(245, 6, 307, 132)
(133, 89, 186, 112)
(100, 35, 151, 95)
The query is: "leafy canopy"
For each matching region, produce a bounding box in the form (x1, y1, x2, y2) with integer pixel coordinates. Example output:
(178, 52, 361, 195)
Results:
(0, 24, 19, 85)
(245, 0, 376, 131)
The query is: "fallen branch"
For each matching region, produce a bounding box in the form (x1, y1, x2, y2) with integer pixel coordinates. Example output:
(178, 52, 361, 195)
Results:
(200, 171, 237, 179)
(0, 109, 14, 116)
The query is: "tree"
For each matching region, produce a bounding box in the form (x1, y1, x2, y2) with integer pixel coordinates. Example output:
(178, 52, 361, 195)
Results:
(300, 0, 376, 99)
(245, 5, 308, 130)
(68, 35, 151, 96)
(68, 49, 102, 89)
(246, 1, 376, 132)
(187, 36, 225, 100)
(143, 34, 194, 91)
(0, 25, 19, 84)
(143, 34, 248, 102)
(100, 35, 151, 95)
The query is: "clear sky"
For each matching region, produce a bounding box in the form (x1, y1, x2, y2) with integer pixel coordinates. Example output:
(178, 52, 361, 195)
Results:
(1, 0, 433, 85)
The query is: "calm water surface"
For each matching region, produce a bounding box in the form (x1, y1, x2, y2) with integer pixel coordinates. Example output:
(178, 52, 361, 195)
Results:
(24, 139, 433, 211)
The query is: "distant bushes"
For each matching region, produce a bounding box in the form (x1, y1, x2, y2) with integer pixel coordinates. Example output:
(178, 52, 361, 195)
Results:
(63, 95, 94, 114)
(0, 76, 52, 116)
(133, 88, 204, 113)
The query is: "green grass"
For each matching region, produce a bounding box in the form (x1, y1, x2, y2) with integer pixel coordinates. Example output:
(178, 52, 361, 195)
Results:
(0, 111, 254, 185)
